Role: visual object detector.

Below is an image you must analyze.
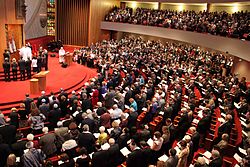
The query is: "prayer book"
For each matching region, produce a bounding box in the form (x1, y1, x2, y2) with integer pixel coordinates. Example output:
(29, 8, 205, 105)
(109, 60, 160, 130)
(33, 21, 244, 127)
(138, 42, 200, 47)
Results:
(120, 147, 131, 156)
(158, 154, 168, 162)
(147, 138, 154, 147)
(233, 153, 242, 163)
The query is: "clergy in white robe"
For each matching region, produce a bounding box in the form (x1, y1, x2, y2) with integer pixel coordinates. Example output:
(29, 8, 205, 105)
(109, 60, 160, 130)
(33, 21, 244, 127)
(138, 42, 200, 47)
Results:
(59, 47, 65, 63)
(19, 46, 32, 61)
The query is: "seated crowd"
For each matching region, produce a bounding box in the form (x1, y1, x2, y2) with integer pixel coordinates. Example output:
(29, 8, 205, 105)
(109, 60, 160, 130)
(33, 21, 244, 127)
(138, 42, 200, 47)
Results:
(0, 36, 249, 167)
(105, 7, 250, 40)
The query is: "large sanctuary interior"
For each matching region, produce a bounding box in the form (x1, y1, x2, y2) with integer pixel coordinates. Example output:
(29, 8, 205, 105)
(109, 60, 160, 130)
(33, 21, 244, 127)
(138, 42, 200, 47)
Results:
(0, 0, 249, 167)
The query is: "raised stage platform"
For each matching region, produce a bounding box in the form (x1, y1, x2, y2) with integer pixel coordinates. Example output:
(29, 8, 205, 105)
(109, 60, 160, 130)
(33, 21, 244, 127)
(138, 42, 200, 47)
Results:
(0, 55, 97, 114)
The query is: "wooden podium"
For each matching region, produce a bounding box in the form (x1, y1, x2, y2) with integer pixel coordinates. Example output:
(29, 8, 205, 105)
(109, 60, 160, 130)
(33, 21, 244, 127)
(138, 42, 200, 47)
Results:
(64, 53, 73, 66)
(30, 79, 39, 94)
(33, 71, 50, 91)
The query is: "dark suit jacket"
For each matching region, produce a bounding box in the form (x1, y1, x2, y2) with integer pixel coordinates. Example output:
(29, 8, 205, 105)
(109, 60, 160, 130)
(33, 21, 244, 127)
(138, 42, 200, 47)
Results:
(9, 111, 19, 127)
(192, 132, 200, 152)
(125, 90, 133, 105)
(178, 113, 189, 131)
(92, 150, 109, 167)
(37, 56, 42, 67)
(39, 104, 50, 118)
(11, 140, 27, 157)
(127, 112, 138, 129)
(168, 124, 177, 142)
(25, 59, 32, 70)
(48, 109, 62, 128)
(82, 118, 95, 133)
(37, 95, 49, 107)
(62, 119, 73, 128)
(96, 107, 106, 116)
(39, 133, 57, 156)
(197, 116, 211, 134)
(3, 61, 10, 71)
(107, 144, 123, 167)
(23, 97, 33, 113)
(218, 121, 232, 136)
(126, 149, 147, 167)
(0, 143, 11, 167)
(105, 91, 115, 108)
(18, 59, 26, 71)
(209, 157, 222, 167)
(165, 155, 179, 167)
(0, 124, 17, 145)
(117, 133, 130, 149)
(81, 99, 93, 112)
(78, 132, 95, 153)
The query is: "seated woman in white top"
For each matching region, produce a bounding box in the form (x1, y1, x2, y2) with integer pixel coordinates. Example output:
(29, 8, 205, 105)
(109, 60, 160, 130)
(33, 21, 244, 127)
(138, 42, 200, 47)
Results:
(151, 131, 163, 151)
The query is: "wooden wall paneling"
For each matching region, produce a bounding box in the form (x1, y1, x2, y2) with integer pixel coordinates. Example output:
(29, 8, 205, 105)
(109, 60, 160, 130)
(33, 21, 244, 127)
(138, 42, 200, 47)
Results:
(0, 0, 24, 66)
(57, 0, 60, 42)
(55, 0, 57, 41)
(57, 0, 90, 46)
(0, 0, 6, 66)
(232, 57, 250, 81)
(5, 0, 24, 25)
(65, 0, 69, 44)
(88, 0, 120, 45)
(76, 0, 79, 44)
(73, 0, 75, 45)
(7, 24, 23, 49)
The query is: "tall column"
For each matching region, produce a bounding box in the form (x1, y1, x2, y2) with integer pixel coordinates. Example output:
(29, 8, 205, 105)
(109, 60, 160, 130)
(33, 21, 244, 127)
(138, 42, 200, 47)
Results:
(207, 3, 211, 12)
(121, 2, 126, 9)
(158, 2, 161, 10)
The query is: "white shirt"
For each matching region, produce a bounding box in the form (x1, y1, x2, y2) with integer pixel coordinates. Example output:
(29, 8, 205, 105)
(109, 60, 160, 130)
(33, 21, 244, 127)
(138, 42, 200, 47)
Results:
(111, 108, 123, 119)
(31, 59, 37, 67)
(59, 48, 65, 56)
(62, 139, 77, 151)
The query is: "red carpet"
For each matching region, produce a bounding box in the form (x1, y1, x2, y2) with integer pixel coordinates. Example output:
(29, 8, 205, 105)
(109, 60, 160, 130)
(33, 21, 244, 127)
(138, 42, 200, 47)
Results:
(0, 56, 97, 104)
(214, 107, 221, 139)
(194, 86, 202, 99)
(233, 109, 242, 145)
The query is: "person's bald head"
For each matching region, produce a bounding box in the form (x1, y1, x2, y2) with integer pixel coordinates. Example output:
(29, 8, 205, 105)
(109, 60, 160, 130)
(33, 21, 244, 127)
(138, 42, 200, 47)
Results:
(190, 127, 196, 134)
(108, 138, 115, 145)
(225, 114, 232, 121)
(211, 150, 220, 159)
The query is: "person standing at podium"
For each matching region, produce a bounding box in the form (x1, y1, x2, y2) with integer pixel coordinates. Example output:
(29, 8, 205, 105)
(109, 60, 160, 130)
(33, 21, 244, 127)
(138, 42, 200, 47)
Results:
(18, 57, 26, 81)
(59, 47, 65, 64)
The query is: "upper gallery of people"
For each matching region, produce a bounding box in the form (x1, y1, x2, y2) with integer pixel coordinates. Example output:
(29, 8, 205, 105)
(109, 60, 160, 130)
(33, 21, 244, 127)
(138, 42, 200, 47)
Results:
(105, 7, 250, 40)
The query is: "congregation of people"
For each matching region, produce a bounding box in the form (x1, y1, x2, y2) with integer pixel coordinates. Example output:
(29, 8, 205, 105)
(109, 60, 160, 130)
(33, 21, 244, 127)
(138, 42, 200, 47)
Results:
(0, 36, 249, 167)
(2, 46, 49, 82)
(105, 7, 250, 40)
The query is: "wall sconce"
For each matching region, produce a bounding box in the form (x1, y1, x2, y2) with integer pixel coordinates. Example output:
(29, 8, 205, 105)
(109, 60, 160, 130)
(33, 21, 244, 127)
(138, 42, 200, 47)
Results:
(178, 3, 184, 12)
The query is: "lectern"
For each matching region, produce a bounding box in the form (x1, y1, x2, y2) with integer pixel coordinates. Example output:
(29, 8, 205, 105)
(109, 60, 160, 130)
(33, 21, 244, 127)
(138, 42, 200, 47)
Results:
(33, 71, 50, 91)
(64, 53, 73, 66)
(30, 78, 39, 94)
